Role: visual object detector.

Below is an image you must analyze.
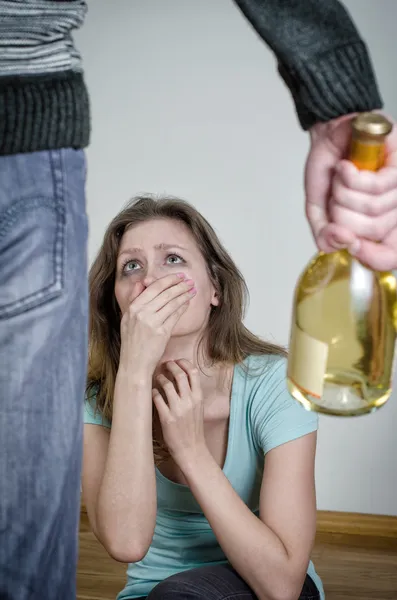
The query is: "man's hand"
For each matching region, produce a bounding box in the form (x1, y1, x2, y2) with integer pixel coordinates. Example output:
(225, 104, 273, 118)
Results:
(305, 113, 397, 271)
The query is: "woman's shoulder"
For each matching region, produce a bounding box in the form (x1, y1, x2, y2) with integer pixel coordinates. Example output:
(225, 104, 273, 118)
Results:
(236, 351, 318, 424)
(237, 353, 288, 386)
(237, 353, 318, 454)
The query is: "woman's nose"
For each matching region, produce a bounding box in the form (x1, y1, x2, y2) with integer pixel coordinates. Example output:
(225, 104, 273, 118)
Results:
(142, 272, 157, 288)
(142, 262, 167, 288)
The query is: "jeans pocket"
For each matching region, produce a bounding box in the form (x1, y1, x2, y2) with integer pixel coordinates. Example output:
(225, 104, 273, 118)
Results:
(0, 194, 66, 319)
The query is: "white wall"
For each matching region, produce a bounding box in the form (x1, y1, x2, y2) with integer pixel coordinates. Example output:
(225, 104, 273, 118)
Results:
(75, 0, 397, 516)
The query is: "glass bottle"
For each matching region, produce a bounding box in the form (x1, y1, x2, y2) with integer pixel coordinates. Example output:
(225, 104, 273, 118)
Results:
(287, 113, 397, 416)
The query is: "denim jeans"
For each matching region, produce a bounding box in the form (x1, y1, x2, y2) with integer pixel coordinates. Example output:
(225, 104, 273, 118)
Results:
(136, 564, 320, 600)
(0, 149, 88, 600)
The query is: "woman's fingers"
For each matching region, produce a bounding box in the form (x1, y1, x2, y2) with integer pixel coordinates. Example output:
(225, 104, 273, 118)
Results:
(164, 361, 192, 398)
(130, 273, 186, 311)
(150, 279, 195, 313)
(156, 374, 180, 412)
(152, 387, 170, 421)
(157, 287, 197, 326)
(174, 359, 201, 398)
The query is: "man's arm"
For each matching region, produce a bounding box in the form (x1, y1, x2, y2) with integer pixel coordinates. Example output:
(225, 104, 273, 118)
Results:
(233, 0, 382, 129)
(233, 0, 397, 272)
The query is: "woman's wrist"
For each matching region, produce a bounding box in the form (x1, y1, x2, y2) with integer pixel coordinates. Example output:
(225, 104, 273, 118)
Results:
(175, 443, 212, 477)
(116, 363, 153, 392)
(118, 356, 154, 377)
(113, 368, 153, 424)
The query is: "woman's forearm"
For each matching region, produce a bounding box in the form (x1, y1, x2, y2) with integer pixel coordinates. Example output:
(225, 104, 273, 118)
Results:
(181, 448, 308, 600)
(96, 370, 157, 562)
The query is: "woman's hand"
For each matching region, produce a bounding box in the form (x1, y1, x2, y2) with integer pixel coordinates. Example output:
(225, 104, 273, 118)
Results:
(305, 112, 397, 270)
(152, 359, 206, 468)
(119, 274, 196, 378)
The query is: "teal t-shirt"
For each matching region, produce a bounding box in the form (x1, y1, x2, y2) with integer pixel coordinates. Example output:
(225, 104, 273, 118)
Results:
(84, 354, 324, 600)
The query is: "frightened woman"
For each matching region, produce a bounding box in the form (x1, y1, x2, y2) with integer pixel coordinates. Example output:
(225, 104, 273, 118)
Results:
(82, 195, 324, 600)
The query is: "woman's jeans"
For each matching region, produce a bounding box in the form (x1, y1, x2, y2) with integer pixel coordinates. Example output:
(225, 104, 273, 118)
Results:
(136, 563, 320, 600)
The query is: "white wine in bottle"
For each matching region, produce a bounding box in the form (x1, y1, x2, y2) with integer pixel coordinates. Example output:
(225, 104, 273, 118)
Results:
(287, 113, 397, 416)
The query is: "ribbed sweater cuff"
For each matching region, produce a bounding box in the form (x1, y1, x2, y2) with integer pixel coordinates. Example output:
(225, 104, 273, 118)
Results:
(0, 71, 90, 156)
(278, 41, 383, 130)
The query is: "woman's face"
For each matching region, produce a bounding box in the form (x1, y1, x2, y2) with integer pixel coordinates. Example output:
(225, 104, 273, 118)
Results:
(114, 218, 219, 337)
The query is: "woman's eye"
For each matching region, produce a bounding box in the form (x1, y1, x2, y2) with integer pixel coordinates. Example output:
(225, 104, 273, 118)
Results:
(166, 254, 184, 265)
(123, 260, 140, 273)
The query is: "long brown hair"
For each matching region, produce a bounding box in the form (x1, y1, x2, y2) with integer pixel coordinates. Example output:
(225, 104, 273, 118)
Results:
(87, 195, 286, 463)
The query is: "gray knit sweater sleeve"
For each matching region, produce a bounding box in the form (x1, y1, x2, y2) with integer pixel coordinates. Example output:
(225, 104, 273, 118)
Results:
(233, 0, 383, 129)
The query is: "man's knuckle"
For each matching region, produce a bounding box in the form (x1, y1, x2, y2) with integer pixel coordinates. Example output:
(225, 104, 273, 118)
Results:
(371, 220, 385, 240)
(333, 181, 345, 205)
(367, 201, 381, 216)
(371, 179, 383, 195)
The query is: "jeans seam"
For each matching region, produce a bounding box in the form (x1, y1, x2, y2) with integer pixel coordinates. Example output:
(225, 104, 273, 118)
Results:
(49, 149, 66, 292)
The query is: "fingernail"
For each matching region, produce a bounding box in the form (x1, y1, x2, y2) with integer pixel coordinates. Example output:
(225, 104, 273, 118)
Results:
(349, 240, 361, 255)
(177, 272, 185, 278)
(189, 287, 197, 295)
(185, 279, 194, 286)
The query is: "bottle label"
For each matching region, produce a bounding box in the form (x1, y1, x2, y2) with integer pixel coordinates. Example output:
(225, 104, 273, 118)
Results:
(288, 324, 329, 398)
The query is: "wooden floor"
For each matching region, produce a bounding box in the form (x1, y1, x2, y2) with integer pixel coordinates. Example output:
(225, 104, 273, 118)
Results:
(78, 511, 397, 600)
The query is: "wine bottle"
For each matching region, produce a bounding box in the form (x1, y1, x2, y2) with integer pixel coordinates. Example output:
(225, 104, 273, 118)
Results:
(287, 113, 397, 416)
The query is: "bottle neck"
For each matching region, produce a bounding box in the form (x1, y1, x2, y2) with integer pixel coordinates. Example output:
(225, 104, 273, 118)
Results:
(349, 133, 386, 172)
